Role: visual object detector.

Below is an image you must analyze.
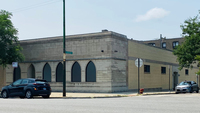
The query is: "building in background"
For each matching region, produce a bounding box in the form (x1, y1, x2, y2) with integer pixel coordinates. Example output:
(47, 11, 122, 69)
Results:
(1, 30, 199, 92)
(142, 34, 184, 50)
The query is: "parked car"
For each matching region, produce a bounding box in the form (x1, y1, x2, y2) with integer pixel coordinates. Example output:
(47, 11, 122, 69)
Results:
(175, 81, 199, 94)
(1, 78, 51, 99)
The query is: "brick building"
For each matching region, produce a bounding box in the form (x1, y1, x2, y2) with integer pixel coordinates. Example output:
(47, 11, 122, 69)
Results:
(142, 35, 185, 50)
(0, 31, 199, 92)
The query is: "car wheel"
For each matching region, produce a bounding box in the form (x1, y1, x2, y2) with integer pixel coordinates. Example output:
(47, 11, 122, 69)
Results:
(2, 90, 9, 98)
(190, 88, 193, 93)
(42, 95, 50, 98)
(20, 96, 25, 99)
(196, 89, 199, 93)
(25, 90, 33, 99)
(175, 92, 178, 94)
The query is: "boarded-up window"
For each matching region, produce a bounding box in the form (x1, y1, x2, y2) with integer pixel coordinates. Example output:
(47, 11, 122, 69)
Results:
(27, 64, 35, 78)
(71, 62, 81, 82)
(43, 63, 51, 82)
(56, 62, 63, 82)
(86, 61, 96, 82)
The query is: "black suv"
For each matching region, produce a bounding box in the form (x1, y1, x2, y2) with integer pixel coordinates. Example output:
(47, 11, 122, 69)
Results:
(1, 78, 51, 98)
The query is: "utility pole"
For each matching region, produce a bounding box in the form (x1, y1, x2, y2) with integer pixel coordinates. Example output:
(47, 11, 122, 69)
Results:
(169, 65, 170, 91)
(63, 0, 66, 97)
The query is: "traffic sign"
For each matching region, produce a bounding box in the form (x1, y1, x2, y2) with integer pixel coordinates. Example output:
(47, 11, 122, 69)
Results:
(65, 51, 73, 54)
(12, 62, 18, 68)
(135, 58, 143, 67)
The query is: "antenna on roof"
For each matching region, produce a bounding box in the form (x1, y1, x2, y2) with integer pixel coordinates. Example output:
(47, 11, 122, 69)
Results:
(160, 34, 162, 48)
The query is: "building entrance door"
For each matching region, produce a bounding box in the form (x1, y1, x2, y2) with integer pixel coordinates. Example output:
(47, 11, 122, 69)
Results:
(173, 72, 178, 90)
(13, 66, 21, 82)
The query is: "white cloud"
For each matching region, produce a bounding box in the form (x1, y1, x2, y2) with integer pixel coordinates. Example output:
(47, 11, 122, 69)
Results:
(135, 7, 170, 22)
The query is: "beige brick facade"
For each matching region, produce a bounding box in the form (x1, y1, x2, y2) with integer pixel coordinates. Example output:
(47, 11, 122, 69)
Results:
(128, 40, 199, 91)
(1, 31, 199, 92)
(4, 31, 128, 92)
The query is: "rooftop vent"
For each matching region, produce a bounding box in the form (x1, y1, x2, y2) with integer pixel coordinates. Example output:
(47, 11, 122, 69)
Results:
(102, 29, 108, 32)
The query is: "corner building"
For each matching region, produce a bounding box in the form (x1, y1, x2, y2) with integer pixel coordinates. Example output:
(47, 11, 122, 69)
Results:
(3, 30, 199, 92)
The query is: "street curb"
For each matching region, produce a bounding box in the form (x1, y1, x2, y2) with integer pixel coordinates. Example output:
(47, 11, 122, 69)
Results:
(0, 95, 129, 99)
(49, 97, 121, 99)
(48, 93, 175, 99)
(141, 92, 175, 96)
(0, 92, 176, 99)
(49, 95, 130, 99)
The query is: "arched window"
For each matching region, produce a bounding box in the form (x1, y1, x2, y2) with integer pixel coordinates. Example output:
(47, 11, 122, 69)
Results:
(86, 61, 96, 82)
(71, 62, 81, 82)
(56, 62, 63, 82)
(13, 66, 21, 82)
(43, 63, 51, 82)
(27, 64, 35, 78)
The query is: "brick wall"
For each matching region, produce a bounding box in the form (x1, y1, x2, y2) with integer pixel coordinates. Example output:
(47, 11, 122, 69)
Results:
(5, 31, 129, 92)
(128, 40, 199, 91)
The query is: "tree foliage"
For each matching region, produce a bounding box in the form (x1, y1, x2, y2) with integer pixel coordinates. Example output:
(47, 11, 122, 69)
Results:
(195, 55, 200, 75)
(0, 10, 24, 67)
(173, 11, 200, 70)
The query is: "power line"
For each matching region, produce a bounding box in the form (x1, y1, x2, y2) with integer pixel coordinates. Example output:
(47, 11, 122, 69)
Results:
(10, 0, 61, 13)
(12, 0, 61, 12)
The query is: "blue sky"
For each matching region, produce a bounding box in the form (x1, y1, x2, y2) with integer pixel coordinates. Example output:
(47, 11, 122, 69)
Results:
(0, 0, 199, 40)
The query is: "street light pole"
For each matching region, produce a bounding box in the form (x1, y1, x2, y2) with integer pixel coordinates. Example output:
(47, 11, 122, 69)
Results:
(63, 0, 66, 97)
(169, 65, 170, 91)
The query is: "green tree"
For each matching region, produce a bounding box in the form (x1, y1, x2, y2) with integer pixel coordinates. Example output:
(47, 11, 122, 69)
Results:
(195, 55, 200, 75)
(173, 11, 200, 70)
(0, 10, 24, 67)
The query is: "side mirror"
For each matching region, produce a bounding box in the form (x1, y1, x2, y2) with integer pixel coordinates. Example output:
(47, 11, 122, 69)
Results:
(11, 83, 15, 86)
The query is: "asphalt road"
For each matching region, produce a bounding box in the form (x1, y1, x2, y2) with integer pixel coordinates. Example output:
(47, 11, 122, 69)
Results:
(0, 93, 200, 113)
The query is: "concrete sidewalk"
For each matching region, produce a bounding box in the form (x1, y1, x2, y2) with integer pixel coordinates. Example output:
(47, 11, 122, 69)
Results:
(50, 91, 176, 98)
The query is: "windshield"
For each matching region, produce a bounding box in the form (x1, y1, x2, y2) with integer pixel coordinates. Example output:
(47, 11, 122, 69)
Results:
(35, 79, 47, 84)
(186, 81, 191, 85)
(179, 82, 189, 85)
